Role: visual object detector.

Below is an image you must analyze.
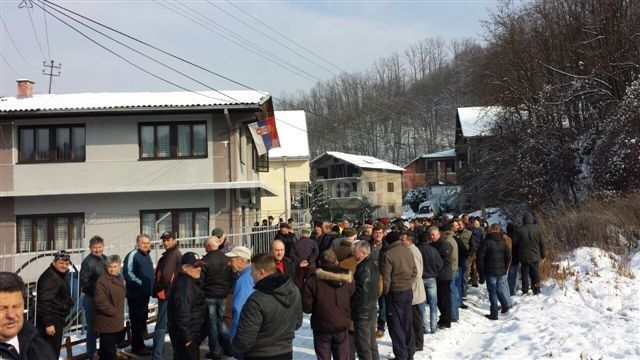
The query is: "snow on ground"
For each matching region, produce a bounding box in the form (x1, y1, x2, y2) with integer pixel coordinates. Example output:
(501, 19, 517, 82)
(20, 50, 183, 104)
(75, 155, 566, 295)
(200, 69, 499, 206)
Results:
(468, 207, 509, 228)
(292, 247, 640, 359)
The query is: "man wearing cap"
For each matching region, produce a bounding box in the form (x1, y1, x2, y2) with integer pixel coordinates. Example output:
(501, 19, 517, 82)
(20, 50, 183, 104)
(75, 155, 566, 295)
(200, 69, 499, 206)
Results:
(225, 246, 254, 339)
(36, 250, 74, 358)
(167, 252, 207, 360)
(152, 231, 182, 360)
(274, 223, 297, 259)
(202, 236, 235, 359)
(211, 228, 230, 253)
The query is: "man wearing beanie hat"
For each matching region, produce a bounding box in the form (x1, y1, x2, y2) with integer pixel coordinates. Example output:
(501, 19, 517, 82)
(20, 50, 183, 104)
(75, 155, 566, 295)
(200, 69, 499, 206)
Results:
(167, 252, 207, 359)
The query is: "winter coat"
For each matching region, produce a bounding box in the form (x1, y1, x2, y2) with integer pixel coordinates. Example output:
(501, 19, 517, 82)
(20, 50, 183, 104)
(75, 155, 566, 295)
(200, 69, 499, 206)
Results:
(381, 241, 417, 294)
(477, 233, 511, 277)
(431, 237, 453, 281)
(503, 233, 513, 269)
(416, 241, 443, 279)
(302, 265, 355, 333)
(507, 223, 520, 265)
(79, 253, 107, 297)
(446, 233, 459, 271)
(167, 272, 208, 346)
(202, 249, 235, 299)
(93, 273, 126, 333)
(516, 213, 545, 263)
(0, 320, 54, 360)
(455, 232, 470, 262)
(407, 244, 426, 305)
(232, 274, 303, 358)
(470, 227, 485, 253)
(370, 241, 384, 268)
(351, 255, 380, 322)
(276, 257, 296, 280)
(230, 266, 255, 339)
(123, 248, 154, 299)
(153, 245, 182, 300)
(458, 228, 473, 256)
(291, 236, 319, 268)
(274, 231, 297, 259)
(318, 232, 339, 257)
(36, 264, 74, 328)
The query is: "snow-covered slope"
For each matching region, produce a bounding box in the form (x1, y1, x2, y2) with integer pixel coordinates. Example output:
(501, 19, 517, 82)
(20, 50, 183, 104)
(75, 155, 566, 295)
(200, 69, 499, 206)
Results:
(293, 247, 640, 359)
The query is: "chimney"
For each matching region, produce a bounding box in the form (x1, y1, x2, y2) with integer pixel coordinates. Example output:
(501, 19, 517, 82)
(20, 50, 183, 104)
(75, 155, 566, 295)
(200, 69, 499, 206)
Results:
(16, 79, 35, 98)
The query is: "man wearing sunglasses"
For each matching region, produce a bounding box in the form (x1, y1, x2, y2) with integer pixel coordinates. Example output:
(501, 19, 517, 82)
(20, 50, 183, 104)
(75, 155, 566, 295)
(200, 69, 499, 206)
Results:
(36, 250, 74, 358)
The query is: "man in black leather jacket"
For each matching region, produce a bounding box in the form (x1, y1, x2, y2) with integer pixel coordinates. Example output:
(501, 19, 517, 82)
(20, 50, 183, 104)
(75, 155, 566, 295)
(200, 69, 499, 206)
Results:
(351, 240, 381, 360)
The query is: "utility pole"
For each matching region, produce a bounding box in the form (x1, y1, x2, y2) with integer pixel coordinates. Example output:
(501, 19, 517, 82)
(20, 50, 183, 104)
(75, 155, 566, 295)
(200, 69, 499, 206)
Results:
(42, 60, 61, 94)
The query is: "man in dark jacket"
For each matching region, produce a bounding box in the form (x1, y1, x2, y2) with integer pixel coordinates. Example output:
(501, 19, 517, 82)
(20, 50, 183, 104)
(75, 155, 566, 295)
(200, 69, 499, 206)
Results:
(317, 222, 339, 259)
(516, 213, 545, 295)
(468, 218, 485, 287)
(232, 253, 303, 360)
(274, 222, 297, 259)
(202, 236, 234, 359)
(168, 252, 208, 360)
(152, 231, 183, 360)
(370, 226, 386, 338)
(272, 239, 296, 280)
(0, 272, 54, 360)
(429, 225, 453, 329)
(79, 235, 107, 359)
(290, 228, 319, 290)
(380, 231, 417, 360)
(477, 230, 512, 320)
(123, 234, 154, 355)
(416, 232, 443, 334)
(351, 241, 380, 360)
(36, 250, 74, 358)
(303, 250, 355, 360)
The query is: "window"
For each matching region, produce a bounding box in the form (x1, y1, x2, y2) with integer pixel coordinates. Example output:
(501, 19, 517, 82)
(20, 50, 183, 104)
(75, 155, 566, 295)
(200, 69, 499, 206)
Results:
(140, 209, 209, 248)
(388, 205, 395, 214)
(387, 182, 395, 192)
(18, 125, 85, 163)
(17, 214, 83, 252)
(139, 122, 206, 159)
(368, 182, 376, 192)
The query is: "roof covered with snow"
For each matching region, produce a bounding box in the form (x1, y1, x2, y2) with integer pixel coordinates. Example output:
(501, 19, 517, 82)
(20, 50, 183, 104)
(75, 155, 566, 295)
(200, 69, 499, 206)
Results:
(422, 148, 456, 159)
(457, 106, 503, 137)
(0, 90, 270, 113)
(268, 111, 309, 159)
(313, 151, 405, 172)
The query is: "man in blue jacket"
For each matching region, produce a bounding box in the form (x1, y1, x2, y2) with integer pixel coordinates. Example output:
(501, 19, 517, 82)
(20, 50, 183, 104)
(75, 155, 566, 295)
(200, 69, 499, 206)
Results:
(225, 246, 254, 339)
(123, 234, 154, 355)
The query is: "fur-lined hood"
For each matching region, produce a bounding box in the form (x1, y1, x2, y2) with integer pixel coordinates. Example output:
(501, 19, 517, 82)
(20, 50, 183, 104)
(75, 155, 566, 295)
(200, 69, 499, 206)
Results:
(315, 267, 353, 287)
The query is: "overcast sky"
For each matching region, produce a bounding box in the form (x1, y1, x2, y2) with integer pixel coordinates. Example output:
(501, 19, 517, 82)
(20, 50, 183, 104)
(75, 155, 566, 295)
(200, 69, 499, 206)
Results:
(0, 0, 500, 99)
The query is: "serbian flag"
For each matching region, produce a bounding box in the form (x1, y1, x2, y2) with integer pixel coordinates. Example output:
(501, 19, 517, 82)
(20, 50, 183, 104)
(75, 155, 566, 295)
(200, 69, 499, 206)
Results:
(248, 116, 280, 156)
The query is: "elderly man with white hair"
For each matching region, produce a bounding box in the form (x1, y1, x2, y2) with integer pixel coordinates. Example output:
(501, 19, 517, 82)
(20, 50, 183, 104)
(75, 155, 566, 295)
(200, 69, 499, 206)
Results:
(202, 236, 235, 359)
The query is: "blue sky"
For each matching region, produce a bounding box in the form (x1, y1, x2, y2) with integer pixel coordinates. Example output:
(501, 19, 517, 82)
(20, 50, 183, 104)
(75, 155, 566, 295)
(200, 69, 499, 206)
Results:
(0, 0, 501, 98)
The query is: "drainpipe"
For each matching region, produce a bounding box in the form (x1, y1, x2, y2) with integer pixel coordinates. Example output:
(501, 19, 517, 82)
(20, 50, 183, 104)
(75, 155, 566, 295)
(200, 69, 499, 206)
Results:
(224, 108, 234, 232)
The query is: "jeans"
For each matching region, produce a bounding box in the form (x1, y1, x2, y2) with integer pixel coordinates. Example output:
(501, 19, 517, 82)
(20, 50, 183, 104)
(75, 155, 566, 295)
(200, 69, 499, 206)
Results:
(507, 264, 520, 296)
(82, 294, 97, 359)
(207, 298, 231, 356)
(486, 276, 511, 316)
(353, 319, 379, 360)
(377, 295, 386, 331)
(450, 270, 461, 321)
(152, 299, 167, 360)
(422, 278, 438, 333)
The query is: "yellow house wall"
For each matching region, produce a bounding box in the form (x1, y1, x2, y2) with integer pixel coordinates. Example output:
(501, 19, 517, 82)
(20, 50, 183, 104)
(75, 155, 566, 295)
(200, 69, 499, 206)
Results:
(260, 158, 310, 220)
(361, 170, 403, 218)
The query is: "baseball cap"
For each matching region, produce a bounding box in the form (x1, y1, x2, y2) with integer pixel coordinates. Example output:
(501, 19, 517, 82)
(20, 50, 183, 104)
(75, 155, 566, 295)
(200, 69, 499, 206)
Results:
(211, 228, 224, 237)
(181, 252, 206, 267)
(160, 231, 176, 239)
(224, 246, 252, 260)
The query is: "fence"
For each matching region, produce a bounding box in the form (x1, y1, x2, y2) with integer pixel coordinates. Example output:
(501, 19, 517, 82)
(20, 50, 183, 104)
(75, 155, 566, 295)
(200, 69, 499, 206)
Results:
(5, 224, 303, 359)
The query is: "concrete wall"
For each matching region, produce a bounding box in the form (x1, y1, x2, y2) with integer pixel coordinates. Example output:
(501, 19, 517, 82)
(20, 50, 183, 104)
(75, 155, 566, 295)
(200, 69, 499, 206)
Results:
(361, 170, 403, 217)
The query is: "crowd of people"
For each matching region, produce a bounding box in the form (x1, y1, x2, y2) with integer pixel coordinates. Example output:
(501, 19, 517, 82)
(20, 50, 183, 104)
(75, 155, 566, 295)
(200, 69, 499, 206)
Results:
(0, 213, 545, 360)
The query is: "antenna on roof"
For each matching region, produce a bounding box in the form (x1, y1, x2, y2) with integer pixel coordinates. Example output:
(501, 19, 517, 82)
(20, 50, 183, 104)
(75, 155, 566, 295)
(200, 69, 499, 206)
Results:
(42, 60, 61, 94)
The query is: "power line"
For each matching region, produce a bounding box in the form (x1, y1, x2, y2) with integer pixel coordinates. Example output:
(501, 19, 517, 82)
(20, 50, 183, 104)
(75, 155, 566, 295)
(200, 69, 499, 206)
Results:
(0, 53, 21, 77)
(0, 15, 35, 67)
(26, 5, 47, 60)
(37, 0, 354, 151)
(42, 0, 52, 59)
